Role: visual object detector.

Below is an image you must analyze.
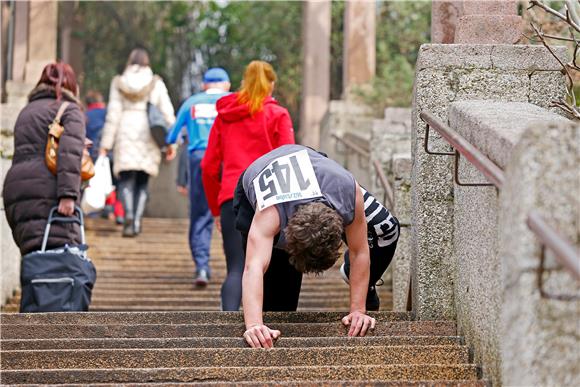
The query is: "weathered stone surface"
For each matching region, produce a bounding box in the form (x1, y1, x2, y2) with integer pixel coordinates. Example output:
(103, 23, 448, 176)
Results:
(392, 153, 412, 311)
(411, 44, 568, 327)
(343, 0, 375, 92)
(146, 155, 189, 218)
(416, 44, 568, 71)
(0, 364, 480, 384)
(448, 101, 569, 168)
(455, 15, 522, 44)
(431, 1, 463, 44)
(462, 0, 517, 15)
(1, 335, 462, 351)
(300, 0, 331, 149)
(498, 120, 579, 387)
(3, 345, 469, 369)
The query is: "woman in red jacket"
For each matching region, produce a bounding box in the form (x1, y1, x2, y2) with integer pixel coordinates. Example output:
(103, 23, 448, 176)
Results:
(201, 61, 295, 311)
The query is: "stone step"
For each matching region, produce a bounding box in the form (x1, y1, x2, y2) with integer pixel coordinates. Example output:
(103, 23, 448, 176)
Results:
(15, 382, 487, 387)
(1, 335, 459, 351)
(1, 321, 456, 340)
(0, 364, 479, 384)
(0, 311, 410, 325)
(82, 298, 380, 308)
(2, 345, 469, 370)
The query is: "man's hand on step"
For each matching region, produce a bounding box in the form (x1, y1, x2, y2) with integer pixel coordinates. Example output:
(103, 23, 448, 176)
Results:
(243, 323, 281, 348)
(342, 311, 376, 337)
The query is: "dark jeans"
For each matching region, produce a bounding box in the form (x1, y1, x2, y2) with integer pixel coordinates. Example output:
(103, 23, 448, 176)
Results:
(219, 200, 246, 311)
(118, 170, 149, 221)
(188, 150, 213, 274)
(233, 174, 398, 312)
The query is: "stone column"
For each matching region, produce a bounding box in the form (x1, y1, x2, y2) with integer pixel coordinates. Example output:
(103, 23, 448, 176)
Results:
(343, 0, 375, 94)
(455, 0, 523, 44)
(299, 0, 331, 149)
(431, 1, 463, 43)
(25, 0, 57, 82)
(11, 1, 28, 83)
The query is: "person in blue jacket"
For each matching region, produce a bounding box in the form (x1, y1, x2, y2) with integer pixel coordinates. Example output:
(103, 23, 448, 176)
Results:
(165, 68, 231, 286)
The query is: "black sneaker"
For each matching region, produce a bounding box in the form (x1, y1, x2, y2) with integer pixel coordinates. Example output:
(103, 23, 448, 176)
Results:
(366, 286, 380, 311)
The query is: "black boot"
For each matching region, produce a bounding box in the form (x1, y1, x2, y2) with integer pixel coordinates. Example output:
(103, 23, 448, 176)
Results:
(120, 184, 136, 238)
(133, 188, 148, 235)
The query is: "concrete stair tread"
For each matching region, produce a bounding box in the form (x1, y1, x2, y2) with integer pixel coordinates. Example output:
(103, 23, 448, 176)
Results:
(1, 321, 456, 339)
(1, 345, 470, 369)
(5, 382, 488, 387)
(0, 364, 480, 384)
(0, 336, 462, 350)
(0, 311, 411, 325)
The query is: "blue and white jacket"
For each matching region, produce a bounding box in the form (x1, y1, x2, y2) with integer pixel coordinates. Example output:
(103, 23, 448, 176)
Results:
(166, 88, 230, 152)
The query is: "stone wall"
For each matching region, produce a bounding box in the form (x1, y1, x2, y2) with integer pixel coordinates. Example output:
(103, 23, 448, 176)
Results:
(410, 44, 568, 322)
(1, 113, 20, 306)
(448, 101, 572, 385)
(498, 119, 579, 387)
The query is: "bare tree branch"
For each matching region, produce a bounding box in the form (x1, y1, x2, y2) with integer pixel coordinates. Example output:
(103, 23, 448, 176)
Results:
(529, 0, 580, 33)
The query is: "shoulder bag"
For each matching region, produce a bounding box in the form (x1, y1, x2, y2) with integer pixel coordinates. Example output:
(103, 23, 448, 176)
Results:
(45, 102, 95, 181)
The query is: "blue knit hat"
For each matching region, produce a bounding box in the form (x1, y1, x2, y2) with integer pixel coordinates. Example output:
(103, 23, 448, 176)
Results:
(203, 67, 230, 83)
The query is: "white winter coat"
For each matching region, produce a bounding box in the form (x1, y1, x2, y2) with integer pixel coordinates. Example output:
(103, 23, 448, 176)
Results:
(101, 65, 175, 177)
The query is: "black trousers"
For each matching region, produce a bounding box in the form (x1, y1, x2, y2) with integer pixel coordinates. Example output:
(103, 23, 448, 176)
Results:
(232, 175, 398, 312)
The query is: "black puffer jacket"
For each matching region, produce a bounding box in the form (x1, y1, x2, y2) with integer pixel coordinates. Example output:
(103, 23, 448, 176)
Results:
(3, 85, 85, 255)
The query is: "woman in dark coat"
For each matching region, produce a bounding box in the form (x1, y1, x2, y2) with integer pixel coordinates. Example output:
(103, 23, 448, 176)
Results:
(3, 62, 86, 255)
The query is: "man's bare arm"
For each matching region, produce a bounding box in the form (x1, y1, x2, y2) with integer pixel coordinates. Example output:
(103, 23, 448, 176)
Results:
(342, 183, 376, 337)
(242, 205, 281, 348)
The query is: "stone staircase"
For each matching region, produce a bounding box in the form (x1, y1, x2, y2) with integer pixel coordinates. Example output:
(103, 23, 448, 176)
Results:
(0, 218, 484, 385)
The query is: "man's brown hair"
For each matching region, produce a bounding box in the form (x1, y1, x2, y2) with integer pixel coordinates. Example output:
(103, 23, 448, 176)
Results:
(285, 202, 344, 274)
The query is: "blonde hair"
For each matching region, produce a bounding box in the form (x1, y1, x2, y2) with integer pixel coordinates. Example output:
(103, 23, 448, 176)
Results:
(238, 61, 277, 115)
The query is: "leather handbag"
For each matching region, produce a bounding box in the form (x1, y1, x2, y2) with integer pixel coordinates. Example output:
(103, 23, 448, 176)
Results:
(45, 102, 95, 181)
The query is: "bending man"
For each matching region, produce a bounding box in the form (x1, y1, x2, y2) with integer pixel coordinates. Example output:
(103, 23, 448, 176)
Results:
(233, 144, 399, 348)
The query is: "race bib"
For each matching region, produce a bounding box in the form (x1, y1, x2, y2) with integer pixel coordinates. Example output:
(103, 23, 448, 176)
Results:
(253, 150, 322, 211)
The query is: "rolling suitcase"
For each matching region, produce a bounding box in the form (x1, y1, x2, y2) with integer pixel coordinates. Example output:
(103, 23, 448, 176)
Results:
(20, 206, 97, 312)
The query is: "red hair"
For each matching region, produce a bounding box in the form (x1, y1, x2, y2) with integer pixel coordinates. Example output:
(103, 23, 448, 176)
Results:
(238, 61, 277, 115)
(36, 62, 78, 100)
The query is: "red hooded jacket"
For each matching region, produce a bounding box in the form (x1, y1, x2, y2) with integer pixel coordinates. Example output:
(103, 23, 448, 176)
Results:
(201, 93, 295, 216)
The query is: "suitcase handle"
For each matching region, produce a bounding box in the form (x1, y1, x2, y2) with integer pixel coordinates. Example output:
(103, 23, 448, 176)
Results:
(41, 206, 86, 252)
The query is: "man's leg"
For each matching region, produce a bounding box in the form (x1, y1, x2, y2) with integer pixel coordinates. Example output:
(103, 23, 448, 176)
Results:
(188, 150, 213, 279)
(262, 248, 303, 311)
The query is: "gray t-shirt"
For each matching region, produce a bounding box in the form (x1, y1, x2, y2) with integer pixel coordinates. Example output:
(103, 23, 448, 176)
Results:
(243, 145, 356, 249)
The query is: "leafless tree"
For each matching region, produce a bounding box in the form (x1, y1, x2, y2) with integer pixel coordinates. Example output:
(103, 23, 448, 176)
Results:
(527, 0, 580, 120)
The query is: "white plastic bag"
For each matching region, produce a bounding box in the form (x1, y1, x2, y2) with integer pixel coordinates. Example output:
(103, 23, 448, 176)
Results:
(81, 156, 114, 213)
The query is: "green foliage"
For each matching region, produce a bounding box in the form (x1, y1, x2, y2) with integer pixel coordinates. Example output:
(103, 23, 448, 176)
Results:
(353, 0, 431, 114)
(77, 1, 303, 124)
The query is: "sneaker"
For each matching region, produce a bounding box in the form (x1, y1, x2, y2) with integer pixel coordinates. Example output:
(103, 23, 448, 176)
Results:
(339, 262, 350, 285)
(194, 269, 209, 287)
(366, 286, 380, 311)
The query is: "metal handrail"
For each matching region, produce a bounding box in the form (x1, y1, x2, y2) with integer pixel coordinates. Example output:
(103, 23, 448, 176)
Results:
(419, 110, 580, 302)
(420, 111, 505, 188)
(527, 210, 580, 281)
(331, 133, 395, 210)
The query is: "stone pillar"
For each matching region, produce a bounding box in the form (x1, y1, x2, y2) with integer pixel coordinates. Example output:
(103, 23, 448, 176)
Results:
(343, 0, 375, 94)
(455, 0, 522, 44)
(25, 0, 57, 82)
(431, 1, 463, 43)
(299, 0, 331, 149)
(11, 1, 28, 83)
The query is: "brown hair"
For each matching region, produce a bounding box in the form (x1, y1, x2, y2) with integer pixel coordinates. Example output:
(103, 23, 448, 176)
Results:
(285, 202, 344, 274)
(85, 90, 104, 105)
(36, 62, 78, 100)
(126, 48, 150, 68)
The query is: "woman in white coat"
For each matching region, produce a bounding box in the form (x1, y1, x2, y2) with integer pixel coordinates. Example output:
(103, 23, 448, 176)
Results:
(100, 48, 175, 237)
